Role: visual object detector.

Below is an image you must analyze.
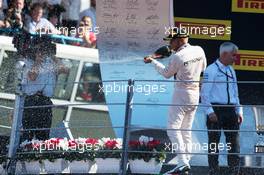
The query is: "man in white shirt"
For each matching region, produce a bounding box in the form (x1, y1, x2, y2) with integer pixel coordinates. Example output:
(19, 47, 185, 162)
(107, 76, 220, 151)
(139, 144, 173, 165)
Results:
(21, 42, 68, 141)
(25, 2, 59, 34)
(22, 51, 56, 141)
(201, 42, 243, 175)
(144, 29, 207, 174)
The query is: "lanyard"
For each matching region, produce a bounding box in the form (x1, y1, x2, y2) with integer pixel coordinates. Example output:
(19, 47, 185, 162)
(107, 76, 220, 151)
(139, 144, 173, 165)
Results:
(214, 62, 234, 79)
(214, 61, 233, 104)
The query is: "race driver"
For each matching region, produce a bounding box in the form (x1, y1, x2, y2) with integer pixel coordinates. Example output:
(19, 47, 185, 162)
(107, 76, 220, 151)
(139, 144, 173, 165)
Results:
(144, 28, 207, 174)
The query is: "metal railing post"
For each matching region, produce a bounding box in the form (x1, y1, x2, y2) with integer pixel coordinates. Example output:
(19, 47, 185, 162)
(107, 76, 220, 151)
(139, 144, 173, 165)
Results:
(7, 61, 25, 174)
(119, 79, 134, 175)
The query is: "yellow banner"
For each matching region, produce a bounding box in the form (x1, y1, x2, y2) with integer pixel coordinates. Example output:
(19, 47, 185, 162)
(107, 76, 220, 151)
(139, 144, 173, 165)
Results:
(232, 0, 264, 14)
(234, 50, 264, 71)
(174, 17, 232, 40)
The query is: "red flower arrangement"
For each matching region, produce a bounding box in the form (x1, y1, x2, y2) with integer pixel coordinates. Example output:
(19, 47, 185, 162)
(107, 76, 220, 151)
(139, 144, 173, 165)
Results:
(105, 140, 119, 150)
(128, 136, 165, 163)
(85, 138, 99, 145)
(96, 138, 122, 159)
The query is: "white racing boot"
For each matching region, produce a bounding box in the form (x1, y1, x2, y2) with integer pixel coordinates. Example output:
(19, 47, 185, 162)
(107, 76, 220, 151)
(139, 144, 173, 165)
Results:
(164, 164, 191, 175)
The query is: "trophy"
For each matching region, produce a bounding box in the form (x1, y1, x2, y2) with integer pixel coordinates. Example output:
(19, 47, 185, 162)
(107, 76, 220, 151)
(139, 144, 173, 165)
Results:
(253, 106, 264, 153)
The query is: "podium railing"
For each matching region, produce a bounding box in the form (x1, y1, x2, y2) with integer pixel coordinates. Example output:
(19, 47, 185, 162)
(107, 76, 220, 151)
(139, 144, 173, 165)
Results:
(2, 78, 263, 174)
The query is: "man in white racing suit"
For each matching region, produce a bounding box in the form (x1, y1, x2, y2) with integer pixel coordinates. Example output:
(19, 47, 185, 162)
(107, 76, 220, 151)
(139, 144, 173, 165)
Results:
(144, 29, 207, 174)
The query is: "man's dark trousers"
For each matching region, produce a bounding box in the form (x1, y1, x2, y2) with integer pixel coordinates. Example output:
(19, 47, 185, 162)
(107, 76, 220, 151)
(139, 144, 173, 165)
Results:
(206, 105, 240, 170)
(22, 93, 53, 141)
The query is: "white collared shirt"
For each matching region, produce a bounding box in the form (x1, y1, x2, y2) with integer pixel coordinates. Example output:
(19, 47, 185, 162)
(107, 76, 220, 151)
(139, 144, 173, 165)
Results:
(22, 57, 57, 97)
(152, 43, 207, 90)
(26, 17, 57, 34)
(201, 59, 243, 115)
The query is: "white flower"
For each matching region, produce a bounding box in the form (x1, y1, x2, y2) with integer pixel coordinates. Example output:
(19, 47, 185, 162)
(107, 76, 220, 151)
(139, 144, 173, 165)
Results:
(97, 139, 104, 147)
(139, 135, 150, 145)
(20, 140, 31, 148)
(99, 137, 111, 147)
(58, 138, 69, 151)
(101, 137, 111, 143)
(115, 138, 123, 149)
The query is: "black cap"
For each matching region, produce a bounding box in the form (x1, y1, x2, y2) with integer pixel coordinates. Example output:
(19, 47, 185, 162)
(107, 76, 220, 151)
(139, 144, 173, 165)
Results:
(163, 28, 189, 41)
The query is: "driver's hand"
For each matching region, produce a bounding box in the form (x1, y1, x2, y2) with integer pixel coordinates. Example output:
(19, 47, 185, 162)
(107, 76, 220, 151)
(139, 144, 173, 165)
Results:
(144, 55, 153, 64)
